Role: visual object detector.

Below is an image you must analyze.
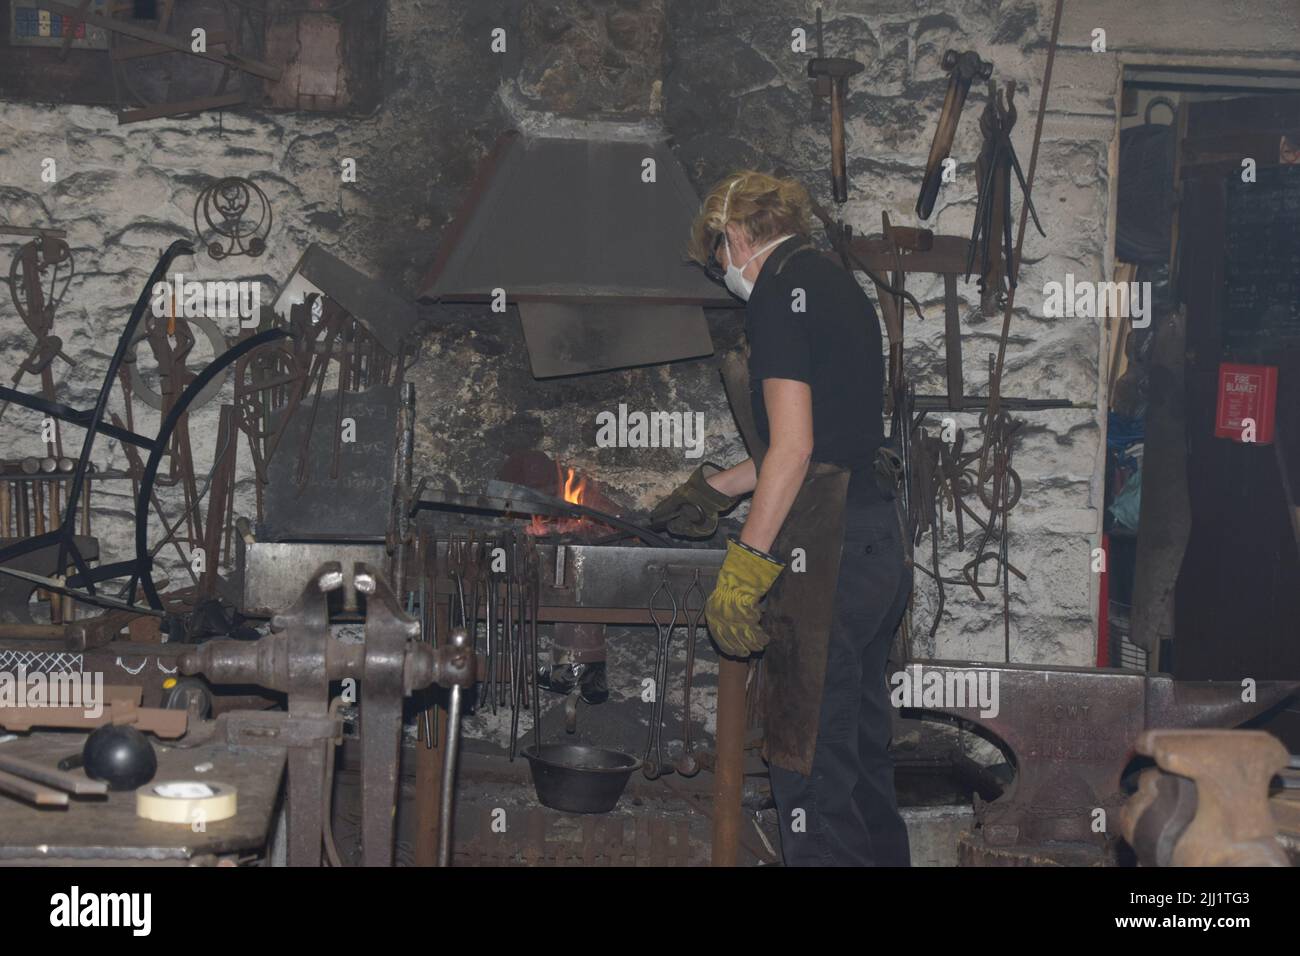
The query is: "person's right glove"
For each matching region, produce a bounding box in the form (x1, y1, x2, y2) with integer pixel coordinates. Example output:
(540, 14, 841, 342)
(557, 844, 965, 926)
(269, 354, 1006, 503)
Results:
(649, 463, 737, 538)
(705, 539, 785, 657)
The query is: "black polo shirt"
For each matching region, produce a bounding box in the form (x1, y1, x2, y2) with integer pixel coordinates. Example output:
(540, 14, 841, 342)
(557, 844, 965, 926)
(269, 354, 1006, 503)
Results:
(745, 236, 886, 483)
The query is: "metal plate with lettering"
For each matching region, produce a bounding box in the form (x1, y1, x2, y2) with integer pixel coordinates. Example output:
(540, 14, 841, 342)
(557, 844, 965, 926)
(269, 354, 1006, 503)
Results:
(260, 385, 396, 541)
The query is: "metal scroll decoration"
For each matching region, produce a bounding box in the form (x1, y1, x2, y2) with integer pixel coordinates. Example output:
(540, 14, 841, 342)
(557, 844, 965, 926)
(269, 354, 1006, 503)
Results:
(8, 236, 73, 326)
(193, 176, 271, 260)
(0, 240, 290, 614)
(904, 397, 1026, 652)
(1, 238, 78, 445)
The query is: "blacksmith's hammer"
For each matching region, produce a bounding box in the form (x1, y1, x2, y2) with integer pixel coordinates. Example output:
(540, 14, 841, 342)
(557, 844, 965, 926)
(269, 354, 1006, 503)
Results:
(808, 54, 864, 204)
(916, 50, 994, 220)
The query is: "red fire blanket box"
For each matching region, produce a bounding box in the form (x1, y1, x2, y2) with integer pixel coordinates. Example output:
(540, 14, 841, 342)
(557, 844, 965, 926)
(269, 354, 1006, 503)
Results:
(1214, 362, 1278, 444)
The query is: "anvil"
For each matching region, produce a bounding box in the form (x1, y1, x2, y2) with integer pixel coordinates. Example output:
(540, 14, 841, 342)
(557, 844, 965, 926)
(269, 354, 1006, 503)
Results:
(903, 661, 1298, 861)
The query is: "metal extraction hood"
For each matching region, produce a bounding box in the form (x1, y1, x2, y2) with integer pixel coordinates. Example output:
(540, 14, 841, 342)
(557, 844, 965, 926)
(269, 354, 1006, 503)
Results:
(419, 131, 736, 378)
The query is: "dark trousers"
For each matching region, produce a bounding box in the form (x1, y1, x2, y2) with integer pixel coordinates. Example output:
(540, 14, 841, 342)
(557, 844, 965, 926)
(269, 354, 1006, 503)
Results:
(768, 494, 913, 866)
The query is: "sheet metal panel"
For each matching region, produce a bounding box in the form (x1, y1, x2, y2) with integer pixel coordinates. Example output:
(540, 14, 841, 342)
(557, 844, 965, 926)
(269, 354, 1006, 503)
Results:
(421, 135, 733, 305)
(519, 301, 712, 378)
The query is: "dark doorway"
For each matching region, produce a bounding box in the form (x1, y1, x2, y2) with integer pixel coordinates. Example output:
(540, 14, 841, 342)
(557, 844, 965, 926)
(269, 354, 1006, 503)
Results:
(1174, 92, 1300, 683)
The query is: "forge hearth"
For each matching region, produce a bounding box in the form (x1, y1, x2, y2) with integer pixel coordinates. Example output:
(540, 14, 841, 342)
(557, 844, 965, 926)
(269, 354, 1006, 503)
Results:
(499, 449, 629, 542)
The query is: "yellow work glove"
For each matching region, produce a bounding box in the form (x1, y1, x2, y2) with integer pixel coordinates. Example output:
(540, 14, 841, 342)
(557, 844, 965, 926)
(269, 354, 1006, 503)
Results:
(705, 539, 785, 657)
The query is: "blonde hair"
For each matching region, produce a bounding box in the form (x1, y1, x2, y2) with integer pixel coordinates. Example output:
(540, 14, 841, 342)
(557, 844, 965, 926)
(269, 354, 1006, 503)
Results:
(687, 170, 813, 265)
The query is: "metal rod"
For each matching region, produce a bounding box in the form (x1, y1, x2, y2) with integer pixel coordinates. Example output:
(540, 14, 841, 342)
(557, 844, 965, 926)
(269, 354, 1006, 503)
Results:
(0, 754, 107, 794)
(508, 538, 521, 758)
(711, 657, 747, 866)
(484, 480, 674, 549)
(0, 566, 166, 616)
(438, 681, 464, 867)
(529, 554, 541, 751)
(485, 556, 497, 715)
(988, 0, 1064, 413)
(0, 768, 67, 806)
(419, 544, 433, 750)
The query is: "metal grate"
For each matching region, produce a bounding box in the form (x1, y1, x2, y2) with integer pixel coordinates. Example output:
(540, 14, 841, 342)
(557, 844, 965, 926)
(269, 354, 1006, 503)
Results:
(0, 650, 83, 673)
(1107, 600, 1149, 670)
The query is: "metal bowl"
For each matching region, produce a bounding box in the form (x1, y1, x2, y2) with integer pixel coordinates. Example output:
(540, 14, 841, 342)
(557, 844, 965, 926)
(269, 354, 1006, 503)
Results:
(521, 743, 641, 814)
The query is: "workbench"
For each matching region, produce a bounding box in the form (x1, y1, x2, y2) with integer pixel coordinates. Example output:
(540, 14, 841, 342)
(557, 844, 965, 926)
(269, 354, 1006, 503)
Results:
(0, 730, 284, 864)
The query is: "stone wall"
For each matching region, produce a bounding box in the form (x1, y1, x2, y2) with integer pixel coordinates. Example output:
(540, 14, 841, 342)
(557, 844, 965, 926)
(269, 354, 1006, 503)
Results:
(665, 0, 1099, 662)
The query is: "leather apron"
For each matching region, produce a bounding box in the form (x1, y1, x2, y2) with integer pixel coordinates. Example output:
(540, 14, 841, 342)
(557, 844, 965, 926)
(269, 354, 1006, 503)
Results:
(718, 245, 852, 776)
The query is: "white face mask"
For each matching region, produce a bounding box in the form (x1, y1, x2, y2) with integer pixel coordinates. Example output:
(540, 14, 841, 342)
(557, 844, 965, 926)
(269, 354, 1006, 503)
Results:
(723, 233, 793, 301)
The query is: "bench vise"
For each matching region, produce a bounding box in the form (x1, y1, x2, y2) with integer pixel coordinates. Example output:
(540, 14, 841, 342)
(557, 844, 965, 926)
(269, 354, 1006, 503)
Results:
(181, 561, 475, 866)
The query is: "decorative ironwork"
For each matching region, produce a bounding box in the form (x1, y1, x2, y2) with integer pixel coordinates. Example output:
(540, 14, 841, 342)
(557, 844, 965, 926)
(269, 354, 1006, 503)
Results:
(193, 176, 271, 260)
(0, 240, 290, 613)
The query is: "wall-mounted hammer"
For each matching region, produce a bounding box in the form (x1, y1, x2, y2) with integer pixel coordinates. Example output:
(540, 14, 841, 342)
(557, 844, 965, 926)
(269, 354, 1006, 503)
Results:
(808, 45, 864, 204)
(916, 50, 994, 220)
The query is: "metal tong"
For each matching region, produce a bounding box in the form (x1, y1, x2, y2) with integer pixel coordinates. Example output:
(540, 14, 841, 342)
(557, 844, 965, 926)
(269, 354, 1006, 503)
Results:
(643, 569, 677, 780)
(525, 539, 541, 754)
(675, 569, 706, 777)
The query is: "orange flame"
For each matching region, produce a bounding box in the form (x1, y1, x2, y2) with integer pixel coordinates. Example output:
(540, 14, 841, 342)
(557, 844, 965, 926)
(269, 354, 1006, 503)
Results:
(527, 467, 590, 536)
(562, 467, 587, 505)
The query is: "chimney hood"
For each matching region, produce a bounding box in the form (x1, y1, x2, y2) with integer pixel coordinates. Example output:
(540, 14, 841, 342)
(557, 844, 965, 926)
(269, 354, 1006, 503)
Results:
(419, 131, 736, 378)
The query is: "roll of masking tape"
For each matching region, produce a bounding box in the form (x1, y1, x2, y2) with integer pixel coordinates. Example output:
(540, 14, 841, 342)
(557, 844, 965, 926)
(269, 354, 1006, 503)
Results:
(136, 781, 237, 824)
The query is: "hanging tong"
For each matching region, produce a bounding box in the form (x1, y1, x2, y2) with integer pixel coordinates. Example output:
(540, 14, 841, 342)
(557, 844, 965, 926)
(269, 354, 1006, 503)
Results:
(507, 533, 522, 757)
(463, 531, 481, 651)
(643, 569, 678, 780)
(525, 538, 542, 752)
(447, 532, 467, 630)
(965, 80, 1045, 311)
(484, 534, 499, 716)
(675, 568, 707, 777)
